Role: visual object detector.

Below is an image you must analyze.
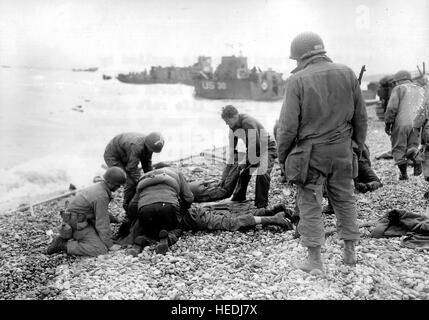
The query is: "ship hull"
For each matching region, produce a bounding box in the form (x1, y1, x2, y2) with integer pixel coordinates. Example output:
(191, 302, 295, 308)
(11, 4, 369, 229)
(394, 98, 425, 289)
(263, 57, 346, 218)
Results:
(194, 79, 285, 101)
(116, 76, 193, 85)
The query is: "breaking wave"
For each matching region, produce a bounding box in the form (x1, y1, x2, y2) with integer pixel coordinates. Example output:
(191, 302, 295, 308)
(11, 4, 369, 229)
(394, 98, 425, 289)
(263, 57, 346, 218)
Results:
(0, 154, 106, 211)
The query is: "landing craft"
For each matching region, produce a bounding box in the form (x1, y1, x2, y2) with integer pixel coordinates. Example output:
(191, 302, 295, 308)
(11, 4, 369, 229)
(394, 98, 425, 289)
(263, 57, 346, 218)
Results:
(116, 56, 212, 85)
(193, 56, 286, 101)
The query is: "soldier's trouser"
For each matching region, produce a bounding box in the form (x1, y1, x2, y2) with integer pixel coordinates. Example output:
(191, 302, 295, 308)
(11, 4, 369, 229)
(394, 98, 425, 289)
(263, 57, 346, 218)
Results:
(123, 177, 137, 212)
(231, 146, 276, 208)
(423, 146, 429, 179)
(297, 140, 360, 247)
(127, 194, 139, 221)
(193, 164, 240, 202)
(181, 206, 256, 231)
(104, 155, 137, 211)
(138, 202, 180, 239)
(390, 125, 420, 165)
(66, 226, 108, 256)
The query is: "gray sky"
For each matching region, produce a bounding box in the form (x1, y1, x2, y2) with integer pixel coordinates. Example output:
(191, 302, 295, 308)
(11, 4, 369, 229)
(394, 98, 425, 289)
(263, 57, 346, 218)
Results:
(0, 0, 428, 75)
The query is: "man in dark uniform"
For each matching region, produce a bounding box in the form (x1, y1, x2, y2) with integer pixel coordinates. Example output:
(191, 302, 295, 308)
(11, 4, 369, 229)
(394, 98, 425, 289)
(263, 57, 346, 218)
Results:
(221, 105, 277, 208)
(104, 132, 164, 238)
(104, 132, 164, 210)
(277, 32, 368, 273)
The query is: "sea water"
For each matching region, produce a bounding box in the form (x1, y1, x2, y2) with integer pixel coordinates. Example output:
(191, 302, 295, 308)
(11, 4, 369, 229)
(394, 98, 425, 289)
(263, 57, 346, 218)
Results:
(0, 67, 282, 211)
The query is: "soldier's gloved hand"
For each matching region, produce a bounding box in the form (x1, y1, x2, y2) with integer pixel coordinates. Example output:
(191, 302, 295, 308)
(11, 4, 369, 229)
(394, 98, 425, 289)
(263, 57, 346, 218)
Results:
(385, 122, 393, 136)
(355, 182, 368, 193)
(366, 181, 383, 192)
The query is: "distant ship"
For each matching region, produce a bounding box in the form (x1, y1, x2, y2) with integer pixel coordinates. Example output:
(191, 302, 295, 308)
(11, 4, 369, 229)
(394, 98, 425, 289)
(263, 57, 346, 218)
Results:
(193, 56, 286, 101)
(116, 56, 212, 86)
(72, 67, 98, 72)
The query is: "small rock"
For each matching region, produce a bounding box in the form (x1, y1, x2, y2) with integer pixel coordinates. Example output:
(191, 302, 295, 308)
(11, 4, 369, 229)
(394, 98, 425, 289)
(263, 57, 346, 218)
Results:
(414, 284, 425, 292)
(309, 269, 323, 276)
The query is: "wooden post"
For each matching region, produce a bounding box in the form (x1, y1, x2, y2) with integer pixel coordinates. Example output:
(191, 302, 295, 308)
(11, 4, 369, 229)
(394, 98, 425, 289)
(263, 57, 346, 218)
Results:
(12, 190, 77, 214)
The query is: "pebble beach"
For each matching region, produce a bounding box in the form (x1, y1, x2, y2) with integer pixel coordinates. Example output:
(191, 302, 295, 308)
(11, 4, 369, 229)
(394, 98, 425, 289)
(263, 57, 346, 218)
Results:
(1, 106, 429, 300)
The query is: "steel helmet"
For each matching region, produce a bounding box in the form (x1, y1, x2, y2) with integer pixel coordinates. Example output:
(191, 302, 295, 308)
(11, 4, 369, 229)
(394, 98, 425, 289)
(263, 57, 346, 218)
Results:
(290, 32, 326, 60)
(103, 166, 127, 186)
(145, 132, 164, 153)
(393, 70, 411, 83)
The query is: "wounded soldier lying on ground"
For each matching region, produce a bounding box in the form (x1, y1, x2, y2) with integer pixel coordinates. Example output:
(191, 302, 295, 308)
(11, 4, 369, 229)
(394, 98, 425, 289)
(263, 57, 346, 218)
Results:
(122, 202, 295, 256)
(117, 167, 295, 255)
(370, 209, 429, 250)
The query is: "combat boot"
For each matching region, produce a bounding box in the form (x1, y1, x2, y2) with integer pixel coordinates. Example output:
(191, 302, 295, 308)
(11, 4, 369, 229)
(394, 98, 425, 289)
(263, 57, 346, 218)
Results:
(254, 204, 293, 218)
(155, 230, 169, 255)
(134, 235, 151, 247)
(398, 164, 408, 180)
(343, 240, 357, 265)
(46, 236, 68, 255)
(261, 213, 293, 230)
(413, 161, 422, 176)
(292, 246, 324, 274)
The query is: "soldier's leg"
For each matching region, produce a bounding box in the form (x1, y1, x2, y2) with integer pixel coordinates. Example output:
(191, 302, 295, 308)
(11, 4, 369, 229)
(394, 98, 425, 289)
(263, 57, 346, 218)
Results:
(391, 126, 409, 179)
(122, 176, 137, 211)
(422, 144, 429, 198)
(406, 128, 422, 176)
(66, 226, 109, 256)
(293, 173, 325, 273)
(195, 209, 290, 231)
(254, 150, 275, 208)
(231, 168, 251, 202)
(116, 193, 139, 239)
(186, 206, 255, 231)
(326, 147, 359, 265)
(220, 164, 241, 197)
(296, 183, 325, 247)
(327, 169, 359, 242)
(139, 203, 179, 238)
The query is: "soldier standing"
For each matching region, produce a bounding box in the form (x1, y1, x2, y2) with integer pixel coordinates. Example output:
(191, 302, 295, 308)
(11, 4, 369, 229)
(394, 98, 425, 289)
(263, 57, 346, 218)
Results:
(385, 71, 425, 179)
(277, 32, 368, 273)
